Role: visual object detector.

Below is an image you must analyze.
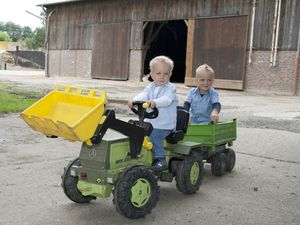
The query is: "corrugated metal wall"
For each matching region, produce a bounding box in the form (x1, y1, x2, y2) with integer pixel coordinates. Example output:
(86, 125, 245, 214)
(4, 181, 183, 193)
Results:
(46, 0, 300, 51)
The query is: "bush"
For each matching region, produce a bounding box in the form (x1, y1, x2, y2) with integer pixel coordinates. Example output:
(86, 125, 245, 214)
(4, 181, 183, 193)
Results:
(0, 32, 11, 41)
(24, 27, 45, 50)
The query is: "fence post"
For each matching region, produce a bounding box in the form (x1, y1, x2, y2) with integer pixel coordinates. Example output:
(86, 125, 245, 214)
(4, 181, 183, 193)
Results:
(15, 46, 19, 66)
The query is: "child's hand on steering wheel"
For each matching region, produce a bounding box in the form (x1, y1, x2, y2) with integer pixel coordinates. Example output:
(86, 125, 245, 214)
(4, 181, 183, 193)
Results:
(127, 101, 133, 108)
(146, 100, 156, 108)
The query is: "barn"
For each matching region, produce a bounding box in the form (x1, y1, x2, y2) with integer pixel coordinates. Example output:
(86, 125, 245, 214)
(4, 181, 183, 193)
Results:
(40, 0, 300, 95)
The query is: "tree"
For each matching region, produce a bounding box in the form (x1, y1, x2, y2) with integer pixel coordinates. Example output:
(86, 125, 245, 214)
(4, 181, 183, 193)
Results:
(0, 22, 34, 42)
(0, 31, 11, 41)
(4, 22, 22, 41)
(24, 26, 45, 50)
(0, 22, 4, 31)
(22, 26, 33, 39)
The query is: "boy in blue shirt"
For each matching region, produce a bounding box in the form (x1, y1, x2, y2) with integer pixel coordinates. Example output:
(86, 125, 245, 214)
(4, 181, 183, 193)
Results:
(184, 64, 221, 124)
(128, 56, 178, 172)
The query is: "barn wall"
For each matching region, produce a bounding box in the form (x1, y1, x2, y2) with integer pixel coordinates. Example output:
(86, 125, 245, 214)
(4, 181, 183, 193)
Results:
(48, 50, 92, 77)
(46, 0, 300, 50)
(129, 50, 143, 81)
(45, 0, 300, 94)
(245, 51, 296, 94)
(297, 66, 300, 95)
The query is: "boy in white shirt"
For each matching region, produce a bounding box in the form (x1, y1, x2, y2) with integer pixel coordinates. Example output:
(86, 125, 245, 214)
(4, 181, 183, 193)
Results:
(128, 56, 178, 172)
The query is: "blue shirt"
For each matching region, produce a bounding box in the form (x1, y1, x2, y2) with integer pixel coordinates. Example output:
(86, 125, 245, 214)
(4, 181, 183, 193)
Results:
(134, 82, 178, 130)
(185, 87, 220, 124)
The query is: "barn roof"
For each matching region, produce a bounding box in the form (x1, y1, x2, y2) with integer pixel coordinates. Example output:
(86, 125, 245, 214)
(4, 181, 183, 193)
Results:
(37, 0, 80, 7)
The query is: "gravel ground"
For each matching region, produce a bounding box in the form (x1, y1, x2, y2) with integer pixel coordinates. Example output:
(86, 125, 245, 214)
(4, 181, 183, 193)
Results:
(0, 70, 300, 225)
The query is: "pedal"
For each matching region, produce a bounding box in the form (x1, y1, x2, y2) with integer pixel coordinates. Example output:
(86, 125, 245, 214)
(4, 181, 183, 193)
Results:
(160, 172, 173, 182)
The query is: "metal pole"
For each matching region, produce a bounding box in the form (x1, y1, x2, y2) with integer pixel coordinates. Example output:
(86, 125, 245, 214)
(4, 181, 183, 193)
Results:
(293, 23, 300, 95)
(270, 0, 279, 67)
(15, 46, 19, 66)
(273, 0, 282, 67)
(249, 0, 256, 64)
(45, 10, 55, 77)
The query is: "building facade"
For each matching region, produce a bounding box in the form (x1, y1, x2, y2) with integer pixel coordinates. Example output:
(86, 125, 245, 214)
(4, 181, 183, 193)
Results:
(42, 0, 300, 95)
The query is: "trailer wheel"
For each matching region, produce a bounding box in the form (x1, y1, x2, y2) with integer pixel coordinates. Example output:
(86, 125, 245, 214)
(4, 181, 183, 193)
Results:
(113, 166, 159, 219)
(211, 152, 226, 176)
(175, 155, 203, 194)
(61, 158, 95, 203)
(225, 149, 236, 172)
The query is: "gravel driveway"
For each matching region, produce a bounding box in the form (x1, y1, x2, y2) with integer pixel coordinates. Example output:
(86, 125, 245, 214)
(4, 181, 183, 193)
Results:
(0, 70, 299, 225)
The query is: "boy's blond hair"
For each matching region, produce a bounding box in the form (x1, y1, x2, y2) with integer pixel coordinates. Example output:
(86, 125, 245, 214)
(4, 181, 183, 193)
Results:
(149, 56, 174, 74)
(196, 64, 215, 78)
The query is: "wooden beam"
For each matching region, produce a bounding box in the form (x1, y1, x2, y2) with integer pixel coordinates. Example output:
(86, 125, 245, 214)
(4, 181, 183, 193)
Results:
(185, 77, 244, 90)
(142, 21, 149, 30)
(185, 19, 195, 81)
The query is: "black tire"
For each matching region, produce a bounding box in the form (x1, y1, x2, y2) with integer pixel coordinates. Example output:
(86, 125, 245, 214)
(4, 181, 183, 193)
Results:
(225, 149, 236, 172)
(61, 158, 95, 203)
(113, 166, 159, 219)
(175, 155, 203, 194)
(211, 152, 226, 176)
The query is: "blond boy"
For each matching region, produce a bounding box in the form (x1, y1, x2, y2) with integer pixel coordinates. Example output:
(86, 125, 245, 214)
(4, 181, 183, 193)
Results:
(184, 64, 221, 124)
(128, 56, 178, 172)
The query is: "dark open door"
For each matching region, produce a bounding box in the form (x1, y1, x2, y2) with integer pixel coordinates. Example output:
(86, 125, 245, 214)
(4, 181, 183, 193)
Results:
(185, 16, 248, 90)
(91, 22, 130, 80)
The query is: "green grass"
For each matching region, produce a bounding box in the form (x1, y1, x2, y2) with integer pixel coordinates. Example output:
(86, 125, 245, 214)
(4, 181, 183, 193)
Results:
(0, 83, 41, 113)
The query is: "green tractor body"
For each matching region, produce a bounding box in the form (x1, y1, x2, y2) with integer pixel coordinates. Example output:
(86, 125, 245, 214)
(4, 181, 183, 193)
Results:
(21, 85, 237, 219)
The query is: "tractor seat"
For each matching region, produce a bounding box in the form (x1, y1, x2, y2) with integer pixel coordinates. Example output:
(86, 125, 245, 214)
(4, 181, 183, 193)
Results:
(166, 106, 190, 144)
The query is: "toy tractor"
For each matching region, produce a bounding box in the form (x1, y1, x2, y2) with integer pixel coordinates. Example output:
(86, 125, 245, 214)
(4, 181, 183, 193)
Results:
(21, 85, 236, 219)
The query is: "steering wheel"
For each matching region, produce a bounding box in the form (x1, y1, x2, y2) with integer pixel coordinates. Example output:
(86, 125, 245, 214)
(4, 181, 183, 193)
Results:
(131, 101, 159, 120)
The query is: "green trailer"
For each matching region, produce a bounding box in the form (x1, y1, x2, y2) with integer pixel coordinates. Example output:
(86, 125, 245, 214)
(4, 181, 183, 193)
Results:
(21, 85, 237, 219)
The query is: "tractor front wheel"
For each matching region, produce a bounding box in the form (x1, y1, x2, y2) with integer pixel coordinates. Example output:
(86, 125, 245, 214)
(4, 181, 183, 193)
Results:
(61, 158, 95, 203)
(113, 166, 159, 219)
(175, 155, 203, 194)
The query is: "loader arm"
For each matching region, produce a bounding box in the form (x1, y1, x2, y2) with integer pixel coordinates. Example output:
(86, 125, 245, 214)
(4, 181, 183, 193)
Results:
(91, 110, 146, 159)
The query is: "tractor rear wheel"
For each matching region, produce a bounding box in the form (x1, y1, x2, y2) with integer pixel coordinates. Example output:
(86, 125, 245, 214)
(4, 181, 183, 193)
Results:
(61, 158, 95, 203)
(211, 152, 226, 176)
(175, 155, 203, 194)
(113, 166, 159, 219)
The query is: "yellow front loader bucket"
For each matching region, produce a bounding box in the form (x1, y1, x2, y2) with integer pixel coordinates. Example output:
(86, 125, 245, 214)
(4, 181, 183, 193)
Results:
(20, 85, 107, 142)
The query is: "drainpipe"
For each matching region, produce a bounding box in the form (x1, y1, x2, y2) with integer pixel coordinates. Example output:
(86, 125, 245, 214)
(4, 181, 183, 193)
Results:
(273, 0, 282, 66)
(270, 0, 279, 67)
(45, 10, 55, 77)
(293, 23, 300, 95)
(248, 0, 256, 64)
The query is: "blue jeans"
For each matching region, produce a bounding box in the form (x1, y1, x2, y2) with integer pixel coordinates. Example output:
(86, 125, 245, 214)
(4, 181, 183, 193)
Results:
(149, 128, 173, 159)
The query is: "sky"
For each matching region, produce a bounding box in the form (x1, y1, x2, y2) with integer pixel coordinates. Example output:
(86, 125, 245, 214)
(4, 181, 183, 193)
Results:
(0, 0, 58, 30)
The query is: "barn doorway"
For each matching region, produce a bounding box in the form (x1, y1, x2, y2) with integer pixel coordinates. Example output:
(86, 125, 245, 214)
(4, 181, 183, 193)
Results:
(143, 20, 187, 83)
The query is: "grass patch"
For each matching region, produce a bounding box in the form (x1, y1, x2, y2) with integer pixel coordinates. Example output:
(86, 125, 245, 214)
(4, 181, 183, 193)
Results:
(0, 93, 38, 113)
(0, 83, 41, 113)
(0, 83, 43, 98)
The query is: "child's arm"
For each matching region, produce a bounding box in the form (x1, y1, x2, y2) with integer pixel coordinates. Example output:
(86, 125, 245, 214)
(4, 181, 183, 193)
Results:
(183, 89, 193, 111)
(183, 101, 191, 111)
(211, 98, 221, 123)
(211, 107, 220, 123)
(128, 85, 151, 108)
(152, 86, 176, 108)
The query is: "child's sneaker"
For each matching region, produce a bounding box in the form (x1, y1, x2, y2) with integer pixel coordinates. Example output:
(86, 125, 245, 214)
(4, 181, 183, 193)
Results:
(151, 159, 167, 172)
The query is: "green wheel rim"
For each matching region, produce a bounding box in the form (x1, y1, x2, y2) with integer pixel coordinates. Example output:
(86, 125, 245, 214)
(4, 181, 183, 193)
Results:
(190, 162, 200, 185)
(130, 178, 151, 207)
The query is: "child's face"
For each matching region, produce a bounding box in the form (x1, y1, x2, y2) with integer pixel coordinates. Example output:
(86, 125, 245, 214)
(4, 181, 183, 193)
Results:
(150, 62, 171, 86)
(196, 71, 214, 94)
